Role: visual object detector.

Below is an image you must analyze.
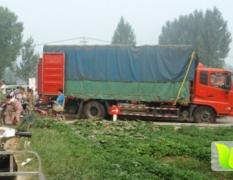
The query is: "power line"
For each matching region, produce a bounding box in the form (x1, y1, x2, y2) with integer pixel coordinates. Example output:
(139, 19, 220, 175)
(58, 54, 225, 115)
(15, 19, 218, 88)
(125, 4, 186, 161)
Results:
(80, 37, 88, 45)
(34, 38, 233, 58)
(85, 37, 111, 43)
(35, 36, 111, 46)
(35, 37, 83, 46)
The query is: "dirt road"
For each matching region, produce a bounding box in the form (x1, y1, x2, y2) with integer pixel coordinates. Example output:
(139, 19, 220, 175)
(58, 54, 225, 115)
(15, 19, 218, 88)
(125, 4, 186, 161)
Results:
(145, 117, 233, 128)
(65, 116, 233, 128)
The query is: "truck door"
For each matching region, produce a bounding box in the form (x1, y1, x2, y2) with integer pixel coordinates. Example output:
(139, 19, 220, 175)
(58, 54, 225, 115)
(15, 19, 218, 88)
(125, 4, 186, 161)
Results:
(207, 72, 231, 115)
(42, 53, 65, 95)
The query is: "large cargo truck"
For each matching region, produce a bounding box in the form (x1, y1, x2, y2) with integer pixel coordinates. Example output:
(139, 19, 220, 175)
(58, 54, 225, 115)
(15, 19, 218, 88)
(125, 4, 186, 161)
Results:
(38, 45, 233, 123)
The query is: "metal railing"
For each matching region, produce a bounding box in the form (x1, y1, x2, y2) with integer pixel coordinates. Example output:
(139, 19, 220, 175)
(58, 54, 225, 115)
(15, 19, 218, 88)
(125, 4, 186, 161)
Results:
(0, 150, 46, 180)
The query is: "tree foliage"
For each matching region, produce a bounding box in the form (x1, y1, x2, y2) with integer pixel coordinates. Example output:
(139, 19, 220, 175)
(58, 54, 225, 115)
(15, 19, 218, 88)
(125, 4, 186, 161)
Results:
(112, 16, 136, 46)
(159, 7, 232, 68)
(0, 6, 23, 79)
(16, 37, 40, 82)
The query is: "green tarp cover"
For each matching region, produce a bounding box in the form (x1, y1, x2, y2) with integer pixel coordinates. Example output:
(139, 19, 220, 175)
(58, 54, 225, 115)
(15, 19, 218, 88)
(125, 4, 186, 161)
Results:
(65, 80, 190, 103)
(44, 45, 196, 83)
(44, 45, 195, 103)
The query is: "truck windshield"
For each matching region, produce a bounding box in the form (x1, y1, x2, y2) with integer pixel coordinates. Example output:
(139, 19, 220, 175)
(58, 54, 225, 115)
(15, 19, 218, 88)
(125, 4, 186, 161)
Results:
(210, 73, 231, 90)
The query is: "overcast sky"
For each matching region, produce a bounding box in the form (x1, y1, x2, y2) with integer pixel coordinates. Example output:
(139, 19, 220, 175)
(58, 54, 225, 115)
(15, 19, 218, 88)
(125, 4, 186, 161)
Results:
(1, 0, 233, 65)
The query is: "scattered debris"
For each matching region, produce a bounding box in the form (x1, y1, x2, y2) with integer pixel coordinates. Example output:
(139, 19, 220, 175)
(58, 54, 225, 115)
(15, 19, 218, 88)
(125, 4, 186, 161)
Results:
(21, 158, 32, 166)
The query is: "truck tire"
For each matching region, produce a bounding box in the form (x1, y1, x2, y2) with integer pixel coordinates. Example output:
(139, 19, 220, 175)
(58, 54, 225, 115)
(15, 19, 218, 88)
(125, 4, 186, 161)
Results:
(193, 106, 216, 123)
(83, 101, 106, 119)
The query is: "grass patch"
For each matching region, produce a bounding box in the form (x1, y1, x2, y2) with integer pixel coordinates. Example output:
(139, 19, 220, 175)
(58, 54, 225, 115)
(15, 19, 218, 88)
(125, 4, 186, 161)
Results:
(24, 119, 233, 180)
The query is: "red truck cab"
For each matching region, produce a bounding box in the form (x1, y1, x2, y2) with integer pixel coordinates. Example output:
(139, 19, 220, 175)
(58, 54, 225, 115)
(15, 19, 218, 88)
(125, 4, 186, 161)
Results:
(194, 64, 233, 118)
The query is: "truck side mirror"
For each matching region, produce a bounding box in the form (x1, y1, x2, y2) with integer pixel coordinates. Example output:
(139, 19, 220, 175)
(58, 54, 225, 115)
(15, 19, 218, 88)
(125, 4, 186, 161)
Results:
(226, 74, 231, 84)
(225, 74, 231, 92)
(226, 85, 231, 91)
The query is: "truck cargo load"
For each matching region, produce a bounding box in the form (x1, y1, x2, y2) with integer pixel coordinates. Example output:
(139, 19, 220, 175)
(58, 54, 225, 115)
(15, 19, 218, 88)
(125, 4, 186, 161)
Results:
(43, 45, 197, 103)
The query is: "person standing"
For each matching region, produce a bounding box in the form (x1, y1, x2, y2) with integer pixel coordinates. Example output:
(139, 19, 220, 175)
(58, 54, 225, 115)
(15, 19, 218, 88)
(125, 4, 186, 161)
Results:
(27, 89, 34, 113)
(12, 87, 20, 98)
(34, 88, 39, 101)
(0, 81, 6, 95)
(10, 87, 20, 98)
(16, 88, 27, 110)
(0, 81, 6, 104)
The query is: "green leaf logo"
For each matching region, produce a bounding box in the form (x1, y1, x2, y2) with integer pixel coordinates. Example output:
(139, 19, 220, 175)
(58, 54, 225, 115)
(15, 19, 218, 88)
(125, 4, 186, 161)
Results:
(215, 143, 233, 169)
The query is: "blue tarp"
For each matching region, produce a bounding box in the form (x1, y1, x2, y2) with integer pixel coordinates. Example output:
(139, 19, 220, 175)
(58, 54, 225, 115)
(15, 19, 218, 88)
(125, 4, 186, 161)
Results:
(43, 45, 196, 83)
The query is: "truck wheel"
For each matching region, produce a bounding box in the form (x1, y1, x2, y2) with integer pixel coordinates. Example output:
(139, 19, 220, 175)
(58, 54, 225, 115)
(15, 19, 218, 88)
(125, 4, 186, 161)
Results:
(193, 106, 216, 123)
(83, 101, 106, 119)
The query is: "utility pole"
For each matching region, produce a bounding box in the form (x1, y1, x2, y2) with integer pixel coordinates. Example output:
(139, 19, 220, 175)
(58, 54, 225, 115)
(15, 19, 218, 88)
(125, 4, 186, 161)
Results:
(80, 37, 88, 45)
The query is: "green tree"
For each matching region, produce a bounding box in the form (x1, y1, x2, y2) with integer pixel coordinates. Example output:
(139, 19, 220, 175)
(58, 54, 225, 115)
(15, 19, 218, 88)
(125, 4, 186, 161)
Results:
(159, 7, 232, 68)
(112, 16, 136, 46)
(0, 6, 23, 79)
(16, 37, 40, 82)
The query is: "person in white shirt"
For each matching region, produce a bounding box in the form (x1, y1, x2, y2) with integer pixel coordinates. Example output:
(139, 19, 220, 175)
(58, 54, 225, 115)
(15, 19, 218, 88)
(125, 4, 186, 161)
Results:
(16, 88, 27, 110)
(34, 88, 39, 101)
(0, 81, 6, 95)
(0, 81, 6, 104)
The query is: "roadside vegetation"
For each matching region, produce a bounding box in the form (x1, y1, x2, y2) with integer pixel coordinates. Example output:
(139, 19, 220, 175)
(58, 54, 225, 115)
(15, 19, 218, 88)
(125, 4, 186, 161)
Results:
(24, 118, 233, 180)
